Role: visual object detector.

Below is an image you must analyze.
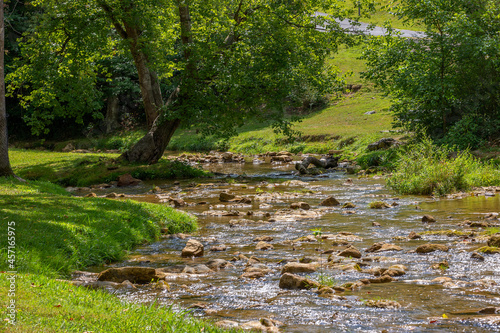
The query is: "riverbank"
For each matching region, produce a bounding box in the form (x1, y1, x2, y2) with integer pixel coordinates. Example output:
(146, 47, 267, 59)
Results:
(0, 179, 234, 332)
(8, 149, 209, 187)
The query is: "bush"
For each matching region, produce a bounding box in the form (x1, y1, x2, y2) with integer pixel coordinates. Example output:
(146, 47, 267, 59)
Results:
(387, 139, 500, 195)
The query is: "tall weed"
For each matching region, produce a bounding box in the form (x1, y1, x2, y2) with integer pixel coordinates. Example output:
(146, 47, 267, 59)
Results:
(387, 139, 500, 195)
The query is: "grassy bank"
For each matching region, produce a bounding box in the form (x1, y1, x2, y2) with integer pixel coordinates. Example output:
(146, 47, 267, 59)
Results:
(0, 179, 236, 332)
(0, 274, 235, 332)
(0, 178, 197, 277)
(387, 140, 500, 195)
(9, 149, 208, 187)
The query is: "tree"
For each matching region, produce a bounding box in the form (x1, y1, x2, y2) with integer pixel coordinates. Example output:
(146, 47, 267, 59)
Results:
(0, 0, 15, 177)
(362, 0, 500, 148)
(8, 0, 354, 163)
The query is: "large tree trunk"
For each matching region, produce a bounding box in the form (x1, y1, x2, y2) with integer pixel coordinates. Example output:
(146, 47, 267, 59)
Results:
(101, 1, 193, 164)
(121, 116, 181, 163)
(0, 1, 15, 178)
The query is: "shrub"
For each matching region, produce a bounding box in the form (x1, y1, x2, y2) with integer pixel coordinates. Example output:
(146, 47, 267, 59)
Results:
(387, 139, 500, 195)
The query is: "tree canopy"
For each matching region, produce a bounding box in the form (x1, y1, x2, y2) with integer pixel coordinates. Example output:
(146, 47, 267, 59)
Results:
(362, 0, 500, 148)
(7, 0, 357, 162)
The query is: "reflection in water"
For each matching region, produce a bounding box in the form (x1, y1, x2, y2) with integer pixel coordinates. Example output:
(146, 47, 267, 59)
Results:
(88, 162, 500, 332)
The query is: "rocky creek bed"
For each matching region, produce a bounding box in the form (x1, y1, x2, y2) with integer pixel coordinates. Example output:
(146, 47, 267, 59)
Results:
(69, 159, 500, 332)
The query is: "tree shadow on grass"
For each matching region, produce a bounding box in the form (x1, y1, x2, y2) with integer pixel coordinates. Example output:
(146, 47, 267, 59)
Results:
(0, 194, 161, 276)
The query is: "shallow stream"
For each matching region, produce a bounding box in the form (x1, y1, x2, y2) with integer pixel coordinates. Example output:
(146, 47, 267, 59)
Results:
(83, 161, 500, 332)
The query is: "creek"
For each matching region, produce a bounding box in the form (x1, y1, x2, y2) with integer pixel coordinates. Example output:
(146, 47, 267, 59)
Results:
(81, 160, 500, 332)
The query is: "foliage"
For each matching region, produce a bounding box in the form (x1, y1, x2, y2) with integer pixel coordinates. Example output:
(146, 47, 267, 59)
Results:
(7, 0, 357, 140)
(0, 178, 197, 276)
(9, 149, 209, 186)
(356, 148, 399, 169)
(387, 139, 500, 195)
(0, 274, 236, 332)
(362, 0, 500, 149)
(316, 273, 339, 288)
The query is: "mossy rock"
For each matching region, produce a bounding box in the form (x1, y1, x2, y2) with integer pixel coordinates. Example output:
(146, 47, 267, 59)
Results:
(476, 246, 500, 254)
(419, 230, 470, 237)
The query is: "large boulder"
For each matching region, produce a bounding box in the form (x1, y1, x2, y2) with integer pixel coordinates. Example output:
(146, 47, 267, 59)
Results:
(281, 262, 318, 274)
(181, 239, 204, 257)
(206, 259, 233, 270)
(422, 215, 436, 223)
(488, 234, 500, 248)
(338, 246, 362, 258)
(219, 192, 236, 202)
(97, 267, 160, 284)
(117, 174, 142, 187)
(320, 196, 341, 207)
(290, 202, 311, 210)
(256, 241, 274, 250)
(416, 243, 449, 253)
(366, 242, 403, 253)
(279, 273, 319, 290)
(367, 138, 400, 151)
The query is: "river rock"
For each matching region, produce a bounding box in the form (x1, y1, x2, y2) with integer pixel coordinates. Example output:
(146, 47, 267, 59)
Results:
(181, 239, 204, 257)
(382, 268, 406, 277)
(366, 242, 385, 253)
(170, 198, 186, 207)
(338, 246, 362, 258)
(290, 202, 310, 210)
(240, 320, 279, 333)
(97, 267, 161, 284)
(478, 307, 500, 314)
(342, 202, 356, 209)
(273, 208, 320, 222)
(240, 270, 268, 279)
(367, 138, 400, 151)
(210, 244, 227, 252)
(369, 201, 392, 209)
(408, 231, 422, 239)
(281, 262, 318, 274)
(471, 252, 485, 261)
(376, 243, 402, 252)
(317, 286, 335, 297)
(369, 275, 395, 283)
(219, 192, 236, 202)
(74, 280, 125, 290)
(487, 234, 500, 247)
(254, 235, 274, 242)
(320, 196, 341, 206)
(215, 320, 240, 329)
(282, 180, 309, 187)
(182, 264, 212, 274)
(279, 273, 319, 290)
(117, 174, 142, 187)
(206, 259, 233, 270)
(256, 241, 274, 250)
(85, 192, 97, 198)
(475, 246, 500, 254)
(422, 215, 436, 223)
(416, 243, 449, 253)
(365, 299, 401, 309)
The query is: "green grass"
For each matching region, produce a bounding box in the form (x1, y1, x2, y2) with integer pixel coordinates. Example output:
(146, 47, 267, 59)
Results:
(9, 149, 208, 187)
(226, 89, 392, 155)
(0, 178, 197, 277)
(0, 274, 237, 332)
(387, 139, 500, 195)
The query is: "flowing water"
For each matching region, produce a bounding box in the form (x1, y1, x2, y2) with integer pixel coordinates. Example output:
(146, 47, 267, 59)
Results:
(83, 161, 500, 332)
